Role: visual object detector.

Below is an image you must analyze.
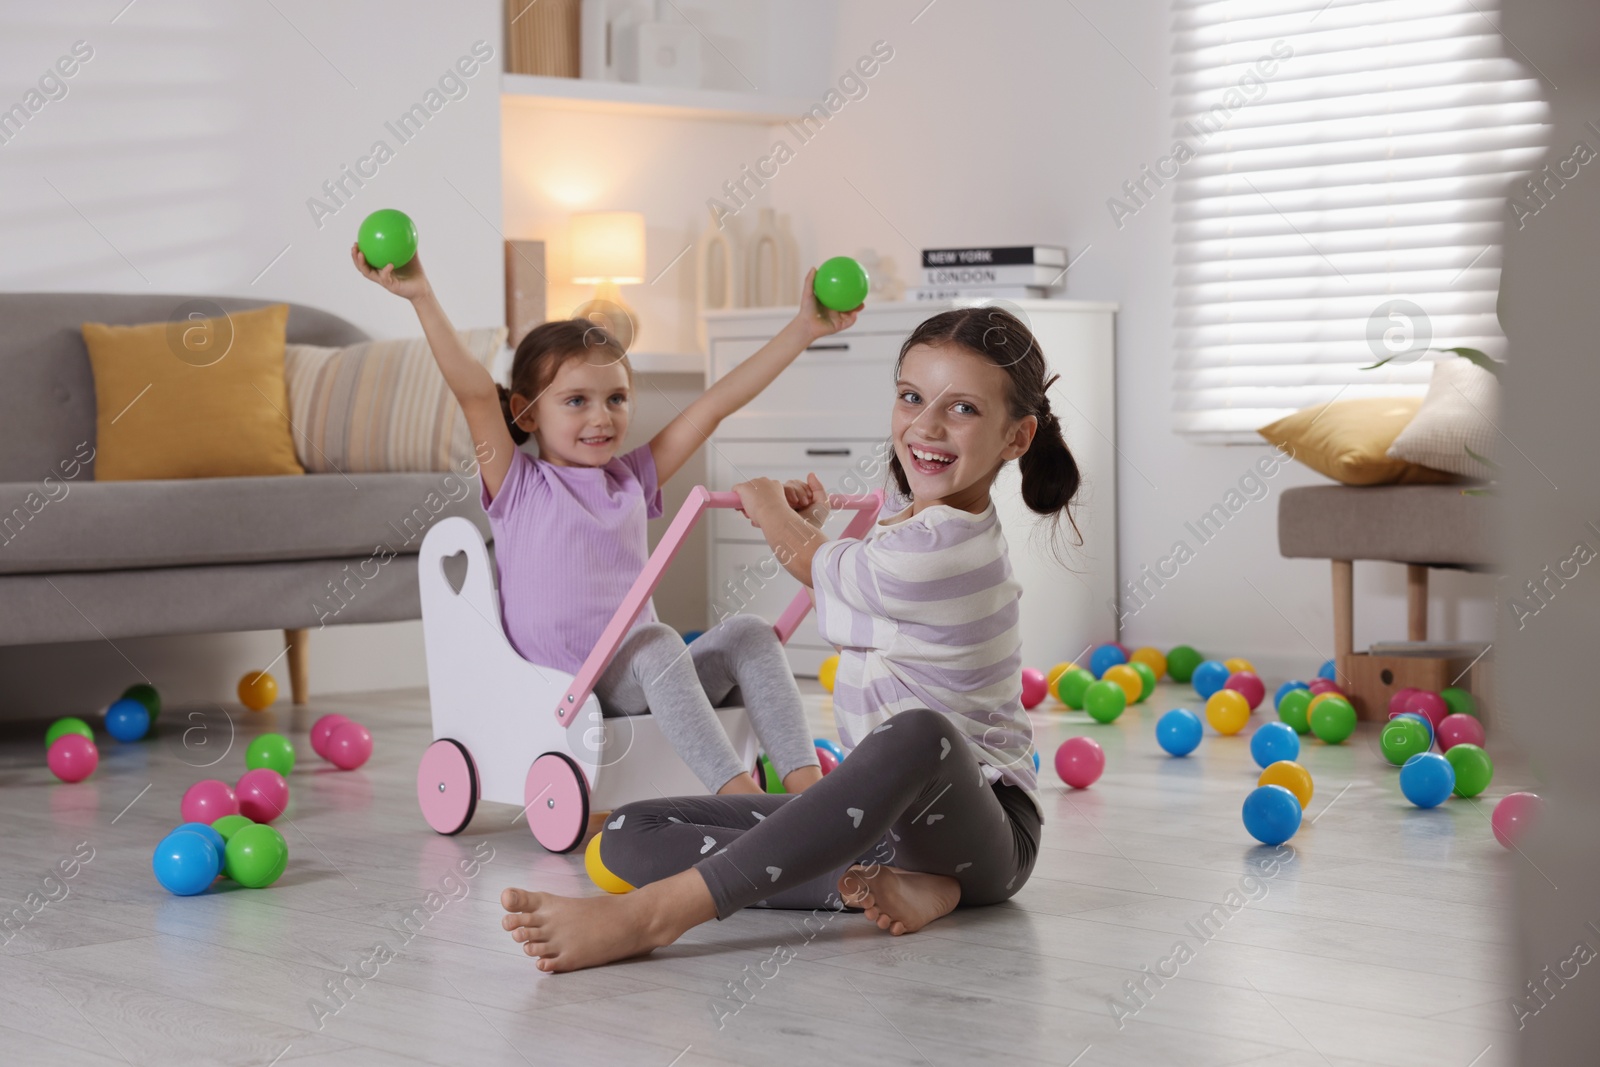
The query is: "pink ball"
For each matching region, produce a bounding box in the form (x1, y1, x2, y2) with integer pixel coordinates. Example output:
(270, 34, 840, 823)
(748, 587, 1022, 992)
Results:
(1308, 678, 1342, 696)
(310, 714, 349, 758)
(1492, 792, 1542, 850)
(1054, 736, 1105, 789)
(47, 734, 99, 783)
(1224, 671, 1265, 711)
(325, 721, 372, 770)
(1403, 690, 1448, 729)
(1388, 687, 1421, 718)
(1436, 713, 1486, 752)
(815, 746, 839, 775)
(237, 768, 290, 823)
(181, 779, 239, 824)
(1020, 668, 1048, 710)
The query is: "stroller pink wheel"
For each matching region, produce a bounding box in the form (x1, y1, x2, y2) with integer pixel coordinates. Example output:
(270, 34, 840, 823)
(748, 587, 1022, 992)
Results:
(524, 752, 589, 854)
(417, 738, 478, 835)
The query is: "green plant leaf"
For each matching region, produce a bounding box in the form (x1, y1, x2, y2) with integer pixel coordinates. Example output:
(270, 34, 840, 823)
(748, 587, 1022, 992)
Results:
(1436, 346, 1502, 376)
(1464, 445, 1500, 470)
(1461, 487, 1494, 497)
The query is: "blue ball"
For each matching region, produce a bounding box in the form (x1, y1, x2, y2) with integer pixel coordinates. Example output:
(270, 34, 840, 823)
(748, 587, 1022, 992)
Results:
(813, 737, 843, 762)
(1317, 658, 1338, 681)
(1250, 721, 1301, 769)
(1242, 784, 1303, 845)
(1033, 750, 1041, 772)
(152, 830, 221, 896)
(1393, 711, 1434, 748)
(1400, 752, 1455, 808)
(174, 821, 226, 858)
(1191, 660, 1230, 700)
(1156, 708, 1203, 757)
(683, 630, 704, 644)
(1273, 680, 1310, 709)
(105, 698, 150, 743)
(1089, 644, 1126, 679)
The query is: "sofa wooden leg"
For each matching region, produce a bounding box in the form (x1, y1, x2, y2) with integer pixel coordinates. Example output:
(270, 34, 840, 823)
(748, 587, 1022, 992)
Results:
(285, 628, 310, 704)
(1406, 564, 1429, 642)
(1332, 560, 1354, 660)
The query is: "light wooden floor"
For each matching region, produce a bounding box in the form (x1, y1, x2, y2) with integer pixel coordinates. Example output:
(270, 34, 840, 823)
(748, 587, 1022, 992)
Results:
(0, 680, 1526, 1067)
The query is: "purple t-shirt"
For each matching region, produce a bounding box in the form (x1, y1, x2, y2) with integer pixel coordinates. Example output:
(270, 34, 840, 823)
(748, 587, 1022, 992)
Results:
(480, 444, 663, 674)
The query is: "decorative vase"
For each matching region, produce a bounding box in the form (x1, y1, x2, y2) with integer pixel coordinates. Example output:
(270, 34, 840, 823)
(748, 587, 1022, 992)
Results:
(746, 209, 783, 308)
(695, 213, 739, 349)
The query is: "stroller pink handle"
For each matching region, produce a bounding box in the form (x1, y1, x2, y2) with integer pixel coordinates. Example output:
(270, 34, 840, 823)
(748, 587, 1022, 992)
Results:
(554, 487, 884, 727)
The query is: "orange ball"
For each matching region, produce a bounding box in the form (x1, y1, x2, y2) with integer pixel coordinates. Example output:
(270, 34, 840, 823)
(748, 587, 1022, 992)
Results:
(1205, 689, 1251, 735)
(238, 671, 278, 712)
(1129, 647, 1167, 680)
(1223, 657, 1256, 675)
(1259, 760, 1314, 809)
(1102, 664, 1143, 705)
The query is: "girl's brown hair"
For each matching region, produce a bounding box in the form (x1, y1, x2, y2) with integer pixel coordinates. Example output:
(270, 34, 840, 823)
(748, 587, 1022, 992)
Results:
(889, 306, 1081, 538)
(497, 319, 630, 445)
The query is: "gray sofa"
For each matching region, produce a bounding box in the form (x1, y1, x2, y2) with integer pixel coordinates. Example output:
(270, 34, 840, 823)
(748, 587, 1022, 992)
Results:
(0, 293, 491, 701)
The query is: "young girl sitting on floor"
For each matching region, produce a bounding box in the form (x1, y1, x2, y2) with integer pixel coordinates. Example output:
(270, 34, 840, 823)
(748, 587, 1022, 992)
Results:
(498, 305, 1079, 971)
(352, 247, 860, 800)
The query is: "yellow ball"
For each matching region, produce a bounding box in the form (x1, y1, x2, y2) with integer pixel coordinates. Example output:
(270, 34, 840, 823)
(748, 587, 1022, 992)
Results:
(585, 832, 634, 894)
(237, 671, 278, 712)
(817, 654, 840, 694)
(1223, 657, 1256, 675)
(1205, 689, 1251, 735)
(1129, 647, 1167, 680)
(1306, 691, 1346, 717)
(1259, 760, 1314, 809)
(1102, 664, 1142, 705)
(1046, 662, 1076, 693)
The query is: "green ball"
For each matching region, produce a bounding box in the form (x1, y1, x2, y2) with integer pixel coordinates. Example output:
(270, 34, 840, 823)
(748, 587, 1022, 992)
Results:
(759, 754, 785, 794)
(1440, 687, 1478, 719)
(812, 256, 869, 312)
(1057, 668, 1095, 710)
(1277, 689, 1313, 734)
(46, 717, 94, 747)
(1380, 717, 1431, 765)
(120, 683, 161, 720)
(1083, 680, 1127, 724)
(1309, 695, 1357, 744)
(224, 824, 288, 888)
(246, 734, 296, 776)
(212, 814, 254, 848)
(1166, 645, 1203, 684)
(357, 208, 418, 270)
(1128, 661, 1157, 703)
(1444, 743, 1494, 797)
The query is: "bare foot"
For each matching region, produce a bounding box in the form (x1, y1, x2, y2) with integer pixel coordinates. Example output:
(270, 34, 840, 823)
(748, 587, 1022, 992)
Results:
(837, 865, 961, 935)
(500, 869, 715, 972)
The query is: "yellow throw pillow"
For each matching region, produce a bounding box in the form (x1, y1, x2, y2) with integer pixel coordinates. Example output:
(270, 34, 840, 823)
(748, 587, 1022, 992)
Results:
(1258, 397, 1457, 486)
(82, 304, 305, 480)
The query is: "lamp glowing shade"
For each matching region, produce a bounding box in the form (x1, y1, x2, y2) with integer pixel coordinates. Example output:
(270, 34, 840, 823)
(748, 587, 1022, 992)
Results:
(570, 211, 646, 284)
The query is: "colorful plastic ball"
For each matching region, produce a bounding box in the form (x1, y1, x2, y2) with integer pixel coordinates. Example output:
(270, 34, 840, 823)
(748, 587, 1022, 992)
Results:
(1250, 722, 1301, 768)
(1191, 660, 1230, 700)
(1308, 695, 1357, 744)
(1223, 657, 1256, 675)
(310, 714, 349, 758)
(1129, 647, 1167, 680)
(173, 821, 227, 858)
(758, 754, 784, 793)
(812, 255, 869, 311)
(104, 698, 151, 743)
(1128, 661, 1157, 702)
(1436, 713, 1485, 752)
(1054, 736, 1105, 788)
(1102, 664, 1143, 705)
(1089, 643, 1126, 678)
(1057, 668, 1095, 710)
(1156, 708, 1203, 756)
(1440, 686, 1478, 719)
(1045, 662, 1076, 692)
(682, 630, 704, 644)
(1400, 753, 1455, 808)
(1492, 792, 1541, 849)
(45, 716, 94, 748)
(121, 683, 161, 720)
(47, 734, 99, 783)
(237, 768, 290, 823)
(357, 208, 418, 270)
(1308, 678, 1343, 696)
(325, 721, 373, 770)
(1033, 750, 1041, 772)
(1259, 760, 1314, 809)
(152, 830, 221, 896)
(1166, 645, 1203, 684)
(1317, 659, 1338, 680)
(1277, 689, 1313, 734)
(1443, 743, 1493, 798)
(1273, 680, 1309, 709)
(1083, 680, 1127, 724)
(1388, 687, 1421, 718)
(211, 813, 253, 845)
(181, 779, 239, 824)
(246, 733, 296, 776)
(1225, 671, 1265, 711)
(1205, 689, 1250, 735)
(237, 671, 278, 712)
(1242, 784, 1302, 845)
(1393, 711, 1434, 747)
(1020, 668, 1049, 709)
(584, 833, 634, 894)
(814, 737, 843, 762)
(815, 745, 839, 775)
(1380, 717, 1432, 766)
(817, 654, 840, 694)
(223, 823, 288, 888)
(1403, 690, 1448, 730)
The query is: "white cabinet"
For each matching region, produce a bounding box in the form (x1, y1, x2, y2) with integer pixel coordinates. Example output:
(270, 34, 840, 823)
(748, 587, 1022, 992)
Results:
(702, 300, 1119, 674)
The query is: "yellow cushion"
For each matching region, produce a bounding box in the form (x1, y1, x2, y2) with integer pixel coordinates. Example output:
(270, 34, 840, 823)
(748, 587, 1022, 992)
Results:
(1258, 397, 1456, 487)
(82, 304, 304, 480)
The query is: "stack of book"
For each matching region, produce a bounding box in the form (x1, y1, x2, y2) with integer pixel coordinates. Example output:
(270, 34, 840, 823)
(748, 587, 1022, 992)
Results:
(913, 245, 1068, 301)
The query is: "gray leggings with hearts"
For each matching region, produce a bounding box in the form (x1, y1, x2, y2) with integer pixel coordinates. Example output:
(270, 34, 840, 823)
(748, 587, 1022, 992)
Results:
(595, 707, 1042, 918)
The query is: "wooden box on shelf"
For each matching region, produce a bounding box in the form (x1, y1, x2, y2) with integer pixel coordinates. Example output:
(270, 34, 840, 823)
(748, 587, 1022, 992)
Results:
(505, 0, 581, 78)
(1337, 641, 1490, 722)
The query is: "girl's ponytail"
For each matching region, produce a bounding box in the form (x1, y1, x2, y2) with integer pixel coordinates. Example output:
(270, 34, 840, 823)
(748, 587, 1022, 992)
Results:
(1018, 389, 1081, 519)
(497, 383, 531, 446)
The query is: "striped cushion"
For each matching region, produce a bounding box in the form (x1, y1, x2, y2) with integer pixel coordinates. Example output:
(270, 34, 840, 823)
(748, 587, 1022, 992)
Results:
(283, 328, 506, 473)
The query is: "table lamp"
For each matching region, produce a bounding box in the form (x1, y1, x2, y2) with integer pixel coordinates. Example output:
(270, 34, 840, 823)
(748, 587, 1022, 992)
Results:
(570, 210, 645, 350)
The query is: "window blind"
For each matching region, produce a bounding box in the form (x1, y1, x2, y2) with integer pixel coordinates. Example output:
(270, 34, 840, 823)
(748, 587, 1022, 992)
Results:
(1171, 0, 1549, 442)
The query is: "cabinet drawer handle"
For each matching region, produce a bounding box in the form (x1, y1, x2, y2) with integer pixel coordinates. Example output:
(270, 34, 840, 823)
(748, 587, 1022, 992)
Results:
(805, 448, 852, 456)
(805, 342, 850, 351)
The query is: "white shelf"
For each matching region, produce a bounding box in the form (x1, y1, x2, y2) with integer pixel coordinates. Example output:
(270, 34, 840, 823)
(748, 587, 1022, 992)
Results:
(502, 74, 810, 124)
(628, 351, 703, 374)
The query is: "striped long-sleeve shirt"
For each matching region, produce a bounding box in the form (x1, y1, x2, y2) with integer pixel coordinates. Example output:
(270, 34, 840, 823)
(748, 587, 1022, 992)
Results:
(811, 502, 1041, 816)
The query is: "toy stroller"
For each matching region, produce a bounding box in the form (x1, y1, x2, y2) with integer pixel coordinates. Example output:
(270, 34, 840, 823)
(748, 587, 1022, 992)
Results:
(414, 486, 883, 852)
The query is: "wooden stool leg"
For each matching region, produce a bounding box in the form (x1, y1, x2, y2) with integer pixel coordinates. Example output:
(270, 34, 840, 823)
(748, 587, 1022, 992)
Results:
(1332, 560, 1354, 660)
(1406, 564, 1429, 642)
(285, 628, 310, 704)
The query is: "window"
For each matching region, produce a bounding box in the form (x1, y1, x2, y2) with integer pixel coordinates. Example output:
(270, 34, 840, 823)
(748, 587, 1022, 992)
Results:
(1171, 0, 1550, 442)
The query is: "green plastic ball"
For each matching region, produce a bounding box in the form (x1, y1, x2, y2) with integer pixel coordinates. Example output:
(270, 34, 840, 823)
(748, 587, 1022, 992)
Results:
(812, 256, 869, 312)
(211, 814, 254, 850)
(1277, 689, 1313, 734)
(759, 754, 785, 794)
(1380, 717, 1431, 765)
(1057, 668, 1095, 710)
(1440, 687, 1478, 719)
(1083, 680, 1127, 724)
(121, 683, 161, 720)
(224, 823, 288, 888)
(246, 734, 296, 776)
(357, 208, 418, 270)
(1128, 661, 1156, 703)
(1166, 645, 1203, 684)
(46, 717, 94, 748)
(1308, 695, 1357, 744)
(1444, 743, 1494, 797)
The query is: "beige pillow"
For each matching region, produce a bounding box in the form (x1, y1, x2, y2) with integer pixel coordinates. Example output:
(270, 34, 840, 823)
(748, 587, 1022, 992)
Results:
(1386, 358, 1498, 480)
(82, 304, 304, 480)
(1258, 397, 1458, 486)
(284, 328, 506, 473)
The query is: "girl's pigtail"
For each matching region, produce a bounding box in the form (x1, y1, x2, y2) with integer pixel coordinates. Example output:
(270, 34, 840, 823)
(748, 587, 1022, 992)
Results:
(497, 384, 531, 446)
